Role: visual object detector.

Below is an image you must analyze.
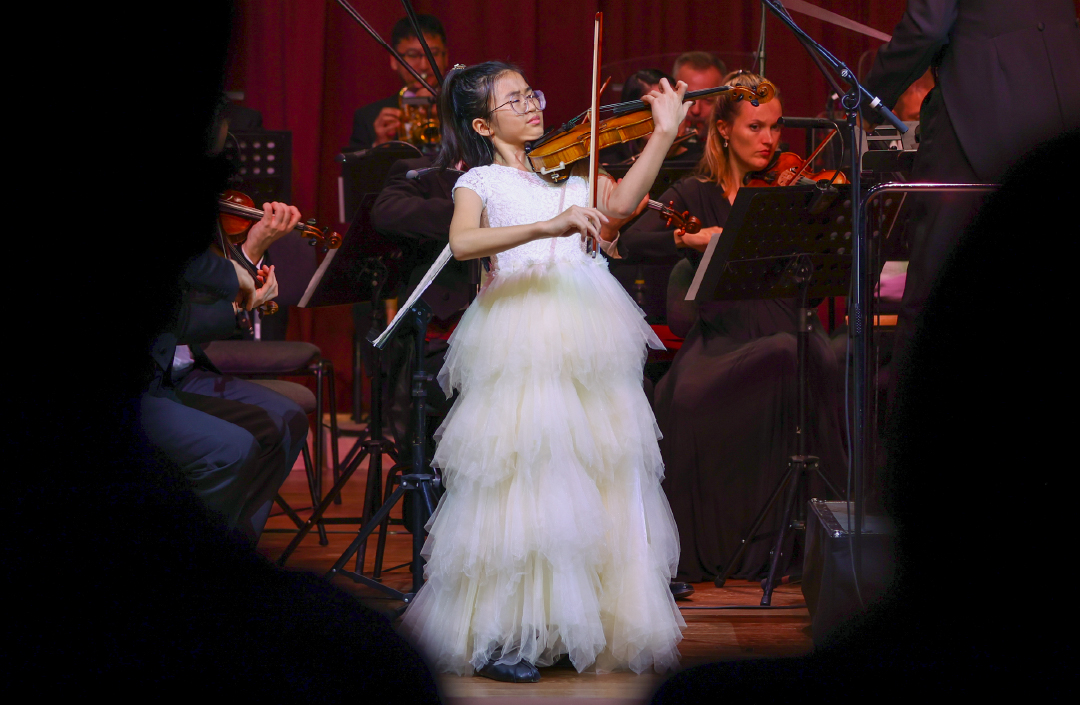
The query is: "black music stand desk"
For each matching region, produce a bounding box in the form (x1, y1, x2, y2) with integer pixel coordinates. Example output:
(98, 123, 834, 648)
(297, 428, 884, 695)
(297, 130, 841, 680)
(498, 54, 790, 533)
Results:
(688, 184, 861, 605)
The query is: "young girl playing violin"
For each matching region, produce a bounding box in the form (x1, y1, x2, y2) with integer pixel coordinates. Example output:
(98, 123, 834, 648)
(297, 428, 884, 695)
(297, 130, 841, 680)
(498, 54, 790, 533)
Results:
(398, 61, 690, 682)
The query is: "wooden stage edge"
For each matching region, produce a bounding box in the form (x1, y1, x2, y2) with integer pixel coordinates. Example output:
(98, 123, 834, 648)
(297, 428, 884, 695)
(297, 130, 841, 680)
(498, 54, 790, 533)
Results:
(258, 430, 814, 704)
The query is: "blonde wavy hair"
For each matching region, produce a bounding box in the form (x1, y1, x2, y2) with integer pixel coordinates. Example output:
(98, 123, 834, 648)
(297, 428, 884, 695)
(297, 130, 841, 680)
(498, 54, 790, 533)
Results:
(696, 70, 782, 195)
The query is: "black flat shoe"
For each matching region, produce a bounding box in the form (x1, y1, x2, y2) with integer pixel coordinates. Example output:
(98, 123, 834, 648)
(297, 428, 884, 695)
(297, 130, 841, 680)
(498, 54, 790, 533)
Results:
(477, 660, 541, 683)
(670, 581, 695, 600)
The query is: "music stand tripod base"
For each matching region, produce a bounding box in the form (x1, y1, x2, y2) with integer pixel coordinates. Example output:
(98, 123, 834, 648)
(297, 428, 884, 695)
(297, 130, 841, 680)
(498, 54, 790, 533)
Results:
(324, 302, 439, 611)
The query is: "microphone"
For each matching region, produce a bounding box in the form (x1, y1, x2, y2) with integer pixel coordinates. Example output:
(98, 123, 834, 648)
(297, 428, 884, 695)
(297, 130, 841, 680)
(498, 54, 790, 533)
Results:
(779, 116, 840, 130)
(406, 166, 465, 179)
(865, 96, 908, 133)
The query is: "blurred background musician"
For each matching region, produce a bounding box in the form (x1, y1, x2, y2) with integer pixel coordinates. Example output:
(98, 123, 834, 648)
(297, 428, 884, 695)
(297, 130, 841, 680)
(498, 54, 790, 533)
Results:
(371, 157, 471, 455)
(601, 68, 699, 168)
(142, 245, 306, 546)
(141, 104, 309, 546)
(347, 14, 449, 151)
(622, 71, 846, 584)
(862, 0, 1080, 390)
(216, 98, 313, 341)
(672, 51, 727, 149)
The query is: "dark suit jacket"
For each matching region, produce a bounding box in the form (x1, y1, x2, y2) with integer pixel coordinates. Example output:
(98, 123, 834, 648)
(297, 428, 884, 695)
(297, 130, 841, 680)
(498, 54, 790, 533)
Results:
(371, 157, 471, 320)
(149, 249, 240, 395)
(864, 0, 1080, 181)
(348, 96, 398, 151)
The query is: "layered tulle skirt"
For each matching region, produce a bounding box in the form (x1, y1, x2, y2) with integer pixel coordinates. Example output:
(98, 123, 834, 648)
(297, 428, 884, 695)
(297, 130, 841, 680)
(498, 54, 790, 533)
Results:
(398, 254, 685, 675)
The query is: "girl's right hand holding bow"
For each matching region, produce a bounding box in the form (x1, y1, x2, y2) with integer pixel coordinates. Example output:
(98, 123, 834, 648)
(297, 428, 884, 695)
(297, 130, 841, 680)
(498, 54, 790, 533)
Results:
(545, 205, 609, 241)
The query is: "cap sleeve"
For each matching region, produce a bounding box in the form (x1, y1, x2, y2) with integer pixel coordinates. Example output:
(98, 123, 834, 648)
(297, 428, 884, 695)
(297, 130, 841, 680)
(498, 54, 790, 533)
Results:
(452, 167, 486, 208)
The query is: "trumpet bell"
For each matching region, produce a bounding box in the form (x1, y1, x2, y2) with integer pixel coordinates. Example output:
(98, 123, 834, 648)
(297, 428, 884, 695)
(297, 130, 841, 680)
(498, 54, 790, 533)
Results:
(399, 87, 441, 148)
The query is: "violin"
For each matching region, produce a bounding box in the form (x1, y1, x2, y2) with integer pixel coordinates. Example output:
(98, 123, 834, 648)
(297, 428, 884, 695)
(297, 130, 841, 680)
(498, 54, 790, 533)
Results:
(743, 130, 849, 187)
(649, 199, 701, 234)
(526, 81, 777, 184)
(218, 190, 342, 250)
(214, 197, 279, 317)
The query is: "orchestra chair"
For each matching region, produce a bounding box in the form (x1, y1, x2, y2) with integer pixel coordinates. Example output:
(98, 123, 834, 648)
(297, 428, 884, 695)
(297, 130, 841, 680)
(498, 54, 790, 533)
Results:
(665, 258, 698, 341)
(244, 378, 327, 544)
(202, 340, 343, 541)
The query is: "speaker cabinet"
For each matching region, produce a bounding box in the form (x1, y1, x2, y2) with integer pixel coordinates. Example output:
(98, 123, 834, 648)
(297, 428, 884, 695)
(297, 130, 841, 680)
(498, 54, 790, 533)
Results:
(802, 499, 896, 646)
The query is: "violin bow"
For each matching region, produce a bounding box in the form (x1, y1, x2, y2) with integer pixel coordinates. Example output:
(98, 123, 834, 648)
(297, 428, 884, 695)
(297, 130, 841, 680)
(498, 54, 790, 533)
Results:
(586, 12, 603, 257)
(789, 129, 838, 183)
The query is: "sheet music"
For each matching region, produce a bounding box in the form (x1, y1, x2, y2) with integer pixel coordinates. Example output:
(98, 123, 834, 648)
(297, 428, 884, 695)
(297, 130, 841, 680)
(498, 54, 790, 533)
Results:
(373, 244, 454, 349)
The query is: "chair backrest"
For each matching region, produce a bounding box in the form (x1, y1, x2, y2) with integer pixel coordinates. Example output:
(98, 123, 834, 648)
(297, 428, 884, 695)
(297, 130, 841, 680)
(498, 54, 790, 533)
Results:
(666, 258, 698, 339)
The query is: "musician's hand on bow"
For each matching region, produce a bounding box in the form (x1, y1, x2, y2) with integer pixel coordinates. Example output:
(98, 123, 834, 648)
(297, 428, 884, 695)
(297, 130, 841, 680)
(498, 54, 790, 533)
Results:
(231, 259, 259, 310)
(675, 225, 721, 253)
(547, 205, 609, 243)
(250, 265, 279, 309)
(244, 202, 302, 263)
(641, 78, 690, 138)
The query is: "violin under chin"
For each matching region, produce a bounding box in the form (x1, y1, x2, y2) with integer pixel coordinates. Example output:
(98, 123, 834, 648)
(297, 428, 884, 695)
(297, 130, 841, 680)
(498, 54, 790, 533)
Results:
(745, 156, 771, 172)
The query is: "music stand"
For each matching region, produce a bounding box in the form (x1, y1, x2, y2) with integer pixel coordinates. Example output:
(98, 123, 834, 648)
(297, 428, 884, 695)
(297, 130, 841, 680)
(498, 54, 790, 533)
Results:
(277, 188, 407, 566)
(338, 142, 422, 222)
(321, 301, 440, 610)
(689, 183, 897, 605)
(224, 131, 293, 204)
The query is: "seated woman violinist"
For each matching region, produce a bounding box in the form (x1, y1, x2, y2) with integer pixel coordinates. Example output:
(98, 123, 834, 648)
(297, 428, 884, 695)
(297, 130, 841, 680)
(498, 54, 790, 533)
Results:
(621, 70, 847, 584)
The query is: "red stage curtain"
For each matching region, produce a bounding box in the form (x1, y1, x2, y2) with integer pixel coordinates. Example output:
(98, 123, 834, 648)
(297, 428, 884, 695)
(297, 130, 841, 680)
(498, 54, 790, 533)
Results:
(225, 0, 907, 412)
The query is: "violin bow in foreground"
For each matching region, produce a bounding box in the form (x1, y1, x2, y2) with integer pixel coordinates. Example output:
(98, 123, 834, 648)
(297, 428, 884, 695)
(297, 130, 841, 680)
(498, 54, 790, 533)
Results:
(586, 12, 603, 257)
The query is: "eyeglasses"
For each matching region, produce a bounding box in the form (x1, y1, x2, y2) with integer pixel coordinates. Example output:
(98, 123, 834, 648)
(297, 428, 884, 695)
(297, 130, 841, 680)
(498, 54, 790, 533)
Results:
(400, 48, 447, 61)
(490, 90, 546, 116)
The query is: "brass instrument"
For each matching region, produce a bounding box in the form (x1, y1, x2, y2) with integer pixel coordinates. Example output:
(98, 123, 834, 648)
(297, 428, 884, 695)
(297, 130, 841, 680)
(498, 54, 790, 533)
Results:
(398, 86, 440, 147)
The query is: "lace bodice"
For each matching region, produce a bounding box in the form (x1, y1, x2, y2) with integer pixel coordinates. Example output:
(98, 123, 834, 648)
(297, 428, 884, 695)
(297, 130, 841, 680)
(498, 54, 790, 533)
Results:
(453, 164, 593, 274)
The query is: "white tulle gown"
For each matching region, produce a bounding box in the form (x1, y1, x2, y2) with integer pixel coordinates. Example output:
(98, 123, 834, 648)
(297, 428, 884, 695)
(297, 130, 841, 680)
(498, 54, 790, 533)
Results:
(398, 163, 685, 675)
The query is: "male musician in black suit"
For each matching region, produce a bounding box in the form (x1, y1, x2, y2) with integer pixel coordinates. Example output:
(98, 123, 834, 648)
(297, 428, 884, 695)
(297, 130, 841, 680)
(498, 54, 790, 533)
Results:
(863, 0, 1080, 378)
(347, 15, 449, 151)
(141, 246, 308, 545)
(371, 156, 471, 454)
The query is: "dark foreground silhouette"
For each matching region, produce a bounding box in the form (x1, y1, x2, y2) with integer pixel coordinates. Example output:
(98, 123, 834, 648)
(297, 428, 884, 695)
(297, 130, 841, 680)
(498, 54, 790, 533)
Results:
(10, 4, 439, 699)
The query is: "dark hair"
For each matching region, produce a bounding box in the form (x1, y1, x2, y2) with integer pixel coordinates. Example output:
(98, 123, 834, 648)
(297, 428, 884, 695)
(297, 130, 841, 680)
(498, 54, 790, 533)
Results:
(434, 61, 521, 169)
(672, 51, 727, 78)
(621, 68, 674, 103)
(391, 15, 445, 46)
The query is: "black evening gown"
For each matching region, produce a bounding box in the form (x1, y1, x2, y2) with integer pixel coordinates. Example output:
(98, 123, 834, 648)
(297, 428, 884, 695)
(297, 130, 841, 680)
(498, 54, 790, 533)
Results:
(626, 177, 848, 582)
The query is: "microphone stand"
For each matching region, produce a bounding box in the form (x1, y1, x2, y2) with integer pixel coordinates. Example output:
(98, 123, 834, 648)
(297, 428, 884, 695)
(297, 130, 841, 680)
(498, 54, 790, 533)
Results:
(334, 0, 438, 96)
(758, 0, 907, 583)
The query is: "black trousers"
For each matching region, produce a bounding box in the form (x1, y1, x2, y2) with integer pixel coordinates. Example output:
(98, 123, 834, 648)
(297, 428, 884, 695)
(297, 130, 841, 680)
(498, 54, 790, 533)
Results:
(140, 370, 308, 542)
(892, 87, 986, 380)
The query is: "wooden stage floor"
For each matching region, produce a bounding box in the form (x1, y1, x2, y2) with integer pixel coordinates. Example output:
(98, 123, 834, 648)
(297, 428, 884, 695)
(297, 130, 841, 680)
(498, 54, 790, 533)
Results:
(257, 425, 813, 704)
